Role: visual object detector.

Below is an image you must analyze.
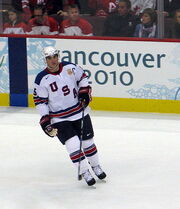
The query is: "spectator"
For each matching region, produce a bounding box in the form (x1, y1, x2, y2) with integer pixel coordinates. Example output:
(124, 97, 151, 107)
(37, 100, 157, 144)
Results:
(87, 0, 119, 17)
(167, 9, 180, 38)
(57, 0, 80, 17)
(103, 0, 140, 37)
(134, 8, 157, 38)
(12, 0, 54, 22)
(78, 0, 91, 14)
(27, 5, 59, 35)
(59, 4, 93, 36)
(3, 8, 28, 34)
(130, 0, 156, 16)
(169, 0, 180, 13)
(163, 0, 180, 17)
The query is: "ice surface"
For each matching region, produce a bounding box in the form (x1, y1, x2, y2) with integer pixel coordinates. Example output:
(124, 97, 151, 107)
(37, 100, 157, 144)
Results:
(0, 107, 180, 209)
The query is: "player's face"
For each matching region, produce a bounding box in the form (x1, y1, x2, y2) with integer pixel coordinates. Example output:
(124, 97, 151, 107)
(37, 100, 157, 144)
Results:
(8, 11, 17, 22)
(68, 8, 79, 22)
(117, 2, 129, 16)
(46, 55, 59, 70)
(141, 13, 151, 24)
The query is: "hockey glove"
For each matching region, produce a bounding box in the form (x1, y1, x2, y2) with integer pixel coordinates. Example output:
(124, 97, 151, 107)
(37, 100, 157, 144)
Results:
(40, 115, 58, 137)
(78, 86, 92, 107)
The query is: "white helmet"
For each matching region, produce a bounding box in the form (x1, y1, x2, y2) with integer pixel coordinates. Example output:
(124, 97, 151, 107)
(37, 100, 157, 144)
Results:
(43, 46, 59, 58)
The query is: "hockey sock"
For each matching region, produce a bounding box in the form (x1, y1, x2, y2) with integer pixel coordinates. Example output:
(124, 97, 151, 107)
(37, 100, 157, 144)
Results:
(82, 138, 99, 167)
(65, 135, 89, 174)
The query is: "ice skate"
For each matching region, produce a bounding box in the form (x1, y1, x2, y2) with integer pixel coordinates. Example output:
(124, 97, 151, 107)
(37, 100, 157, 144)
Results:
(82, 170, 96, 186)
(92, 165, 106, 180)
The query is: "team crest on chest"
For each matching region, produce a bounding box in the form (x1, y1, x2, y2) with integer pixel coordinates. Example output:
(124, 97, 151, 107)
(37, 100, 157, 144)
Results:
(67, 69, 73, 75)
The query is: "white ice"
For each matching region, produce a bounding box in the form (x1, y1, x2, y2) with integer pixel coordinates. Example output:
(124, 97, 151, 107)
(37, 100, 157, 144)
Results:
(0, 106, 180, 209)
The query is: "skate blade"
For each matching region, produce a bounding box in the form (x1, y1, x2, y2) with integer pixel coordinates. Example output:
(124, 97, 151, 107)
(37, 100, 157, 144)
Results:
(97, 179, 106, 183)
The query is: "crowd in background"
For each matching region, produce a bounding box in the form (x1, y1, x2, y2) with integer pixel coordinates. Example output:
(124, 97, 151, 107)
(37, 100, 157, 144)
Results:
(1, 0, 180, 39)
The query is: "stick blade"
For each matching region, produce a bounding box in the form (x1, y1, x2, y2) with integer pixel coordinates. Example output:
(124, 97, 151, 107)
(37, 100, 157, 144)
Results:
(78, 174, 82, 181)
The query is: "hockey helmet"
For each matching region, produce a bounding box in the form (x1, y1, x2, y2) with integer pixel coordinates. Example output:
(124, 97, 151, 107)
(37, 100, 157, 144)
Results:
(43, 46, 59, 58)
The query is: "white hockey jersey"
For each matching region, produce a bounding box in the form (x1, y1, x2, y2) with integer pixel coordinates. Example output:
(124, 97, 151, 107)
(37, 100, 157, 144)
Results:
(33, 61, 90, 124)
(130, 0, 156, 15)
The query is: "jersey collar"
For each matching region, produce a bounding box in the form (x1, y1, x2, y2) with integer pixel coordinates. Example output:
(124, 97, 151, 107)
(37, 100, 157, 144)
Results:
(45, 63, 63, 75)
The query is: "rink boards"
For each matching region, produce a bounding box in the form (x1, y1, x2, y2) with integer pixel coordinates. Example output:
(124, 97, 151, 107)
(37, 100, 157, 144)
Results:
(0, 35, 180, 113)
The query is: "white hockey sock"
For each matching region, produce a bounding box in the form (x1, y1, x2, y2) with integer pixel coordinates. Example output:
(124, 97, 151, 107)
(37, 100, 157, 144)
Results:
(65, 135, 89, 174)
(82, 138, 99, 167)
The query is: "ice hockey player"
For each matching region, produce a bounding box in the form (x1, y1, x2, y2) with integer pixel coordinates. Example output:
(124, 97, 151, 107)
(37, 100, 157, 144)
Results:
(33, 46, 106, 186)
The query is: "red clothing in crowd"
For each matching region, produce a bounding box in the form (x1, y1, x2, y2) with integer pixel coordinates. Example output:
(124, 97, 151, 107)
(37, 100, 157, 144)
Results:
(59, 18, 93, 36)
(88, 0, 119, 16)
(27, 16, 59, 35)
(21, 0, 53, 21)
(63, 0, 77, 11)
(3, 21, 28, 34)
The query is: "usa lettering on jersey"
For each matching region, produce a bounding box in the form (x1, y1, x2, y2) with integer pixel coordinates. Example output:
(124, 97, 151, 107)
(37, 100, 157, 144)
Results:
(33, 62, 90, 123)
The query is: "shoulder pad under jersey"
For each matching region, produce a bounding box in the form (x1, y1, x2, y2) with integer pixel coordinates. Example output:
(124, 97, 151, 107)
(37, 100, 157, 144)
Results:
(61, 61, 76, 67)
(35, 70, 49, 85)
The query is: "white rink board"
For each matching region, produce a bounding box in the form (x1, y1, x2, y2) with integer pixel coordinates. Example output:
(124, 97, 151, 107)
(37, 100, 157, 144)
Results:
(27, 38, 180, 100)
(0, 37, 9, 93)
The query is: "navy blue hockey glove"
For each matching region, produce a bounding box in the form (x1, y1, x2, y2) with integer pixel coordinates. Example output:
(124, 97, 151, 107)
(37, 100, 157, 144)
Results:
(40, 115, 58, 137)
(78, 86, 92, 107)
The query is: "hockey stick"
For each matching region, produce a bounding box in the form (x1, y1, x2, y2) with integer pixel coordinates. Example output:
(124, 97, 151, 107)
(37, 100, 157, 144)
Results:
(78, 104, 85, 180)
